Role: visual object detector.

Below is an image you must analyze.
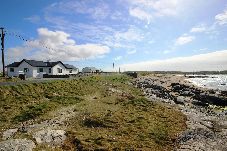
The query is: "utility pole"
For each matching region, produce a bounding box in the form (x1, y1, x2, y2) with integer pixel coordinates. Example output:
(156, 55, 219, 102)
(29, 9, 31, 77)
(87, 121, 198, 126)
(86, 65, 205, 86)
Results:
(113, 62, 115, 73)
(0, 27, 5, 77)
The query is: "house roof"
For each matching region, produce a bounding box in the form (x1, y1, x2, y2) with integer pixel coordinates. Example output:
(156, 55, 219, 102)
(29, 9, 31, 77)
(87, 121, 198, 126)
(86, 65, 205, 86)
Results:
(82, 67, 99, 71)
(6, 62, 21, 67)
(64, 64, 78, 69)
(6, 59, 77, 69)
(25, 59, 47, 67)
(45, 61, 60, 67)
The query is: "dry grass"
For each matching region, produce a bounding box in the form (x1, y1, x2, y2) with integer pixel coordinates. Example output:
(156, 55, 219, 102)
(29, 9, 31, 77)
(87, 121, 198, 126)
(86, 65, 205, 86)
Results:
(0, 76, 21, 82)
(0, 74, 186, 150)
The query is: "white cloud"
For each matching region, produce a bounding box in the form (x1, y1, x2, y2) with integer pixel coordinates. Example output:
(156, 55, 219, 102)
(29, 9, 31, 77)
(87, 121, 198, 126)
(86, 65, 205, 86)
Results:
(6, 47, 31, 64)
(114, 56, 123, 61)
(126, 0, 186, 21)
(90, 3, 110, 19)
(190, 24, 207, 33)
(129, 7, 153, 23)
(127, 50, 137, 54)
(111, 11, 124, 20)
(103, 26, 144, 48)
(149, 0, 181, 16)
(121, 50, 227, 71)
(114, 26, 144, 42)
(24, 15, 41, 23)
(8, 28, 110, 61)
(45, 1, 110, 20)
(175, 35, 195, 46)
(163, 50, 171, 54)
(215, 10, 227, 25)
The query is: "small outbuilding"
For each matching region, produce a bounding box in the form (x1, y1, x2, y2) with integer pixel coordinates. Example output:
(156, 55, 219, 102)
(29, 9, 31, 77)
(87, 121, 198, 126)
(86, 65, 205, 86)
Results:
(82, 67, 100, 73)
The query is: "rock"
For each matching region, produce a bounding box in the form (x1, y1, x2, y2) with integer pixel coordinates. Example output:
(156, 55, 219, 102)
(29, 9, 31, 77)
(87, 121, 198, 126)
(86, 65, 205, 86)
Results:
(180, 90, 194, 97)
(0, 139, 36, 151)
(199, 120, 213, 129)
(171, 83, 182, 91)
(33, 129, 66, 146)
(177, 128, 214, 143)
(2, 129, 18, 140)
(193, 94, 227, 106)
(133, 76, 227, 151)
(220, 91, 227, 97)
(174, 96, 185, 105)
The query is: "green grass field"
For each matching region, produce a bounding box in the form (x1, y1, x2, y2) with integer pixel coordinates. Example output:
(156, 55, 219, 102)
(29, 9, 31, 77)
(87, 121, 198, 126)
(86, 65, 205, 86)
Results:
(0, 74, 186, 150)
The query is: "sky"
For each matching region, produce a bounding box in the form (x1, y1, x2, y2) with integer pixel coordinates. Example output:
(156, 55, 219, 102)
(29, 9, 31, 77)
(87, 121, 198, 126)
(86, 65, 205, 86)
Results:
(1, 0, 227, 71)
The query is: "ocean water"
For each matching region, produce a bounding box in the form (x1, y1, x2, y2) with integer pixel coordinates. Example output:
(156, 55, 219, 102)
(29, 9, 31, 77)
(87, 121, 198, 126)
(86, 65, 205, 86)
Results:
(186, 75, 227, 91)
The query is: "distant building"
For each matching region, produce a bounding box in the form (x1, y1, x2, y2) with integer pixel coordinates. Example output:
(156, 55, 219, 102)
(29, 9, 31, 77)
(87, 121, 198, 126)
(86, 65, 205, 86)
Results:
(6, 59, 79, 78)
(82, 67, 100, 73)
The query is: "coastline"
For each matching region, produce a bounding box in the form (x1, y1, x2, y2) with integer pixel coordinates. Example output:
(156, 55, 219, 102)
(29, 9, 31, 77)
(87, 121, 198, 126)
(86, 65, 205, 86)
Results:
(133, 74, 227, 151)
(185, 75, 227, 91)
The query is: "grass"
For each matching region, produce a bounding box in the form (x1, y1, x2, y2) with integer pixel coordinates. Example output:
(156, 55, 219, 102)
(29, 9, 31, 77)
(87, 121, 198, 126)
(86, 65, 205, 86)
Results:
(0, 76, 21, 82)
(0, 74, 186, 150)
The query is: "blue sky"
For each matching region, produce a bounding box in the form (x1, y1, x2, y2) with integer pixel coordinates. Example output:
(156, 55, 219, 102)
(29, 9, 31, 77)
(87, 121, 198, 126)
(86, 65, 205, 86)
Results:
(1, 0, 227, 71)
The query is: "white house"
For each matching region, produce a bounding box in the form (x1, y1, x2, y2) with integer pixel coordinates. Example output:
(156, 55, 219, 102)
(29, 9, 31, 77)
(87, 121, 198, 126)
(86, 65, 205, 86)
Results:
(82, 67, 100, 73)
(6, 59, 79, 78)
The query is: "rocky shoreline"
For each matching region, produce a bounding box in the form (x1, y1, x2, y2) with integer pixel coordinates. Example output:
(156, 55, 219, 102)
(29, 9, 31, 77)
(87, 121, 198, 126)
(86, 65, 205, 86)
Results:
(133, 74, 227, 151)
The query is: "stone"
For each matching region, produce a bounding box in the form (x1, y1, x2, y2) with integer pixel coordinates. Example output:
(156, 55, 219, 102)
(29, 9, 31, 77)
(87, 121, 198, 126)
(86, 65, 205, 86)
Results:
(2, 129, 18, 140)
(193, 94, 227, 106)
(174, 96, 185, 105)
(177, 128, 215, 143)
(33, 129, 66, 146)
(0, 139, 36, 151)
(133, 76, 227, 151)
(180, 91, 194, 97)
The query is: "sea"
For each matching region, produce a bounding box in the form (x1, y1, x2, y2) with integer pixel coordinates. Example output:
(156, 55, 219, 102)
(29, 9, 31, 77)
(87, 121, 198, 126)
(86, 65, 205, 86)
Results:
(185, 75, 227, 91)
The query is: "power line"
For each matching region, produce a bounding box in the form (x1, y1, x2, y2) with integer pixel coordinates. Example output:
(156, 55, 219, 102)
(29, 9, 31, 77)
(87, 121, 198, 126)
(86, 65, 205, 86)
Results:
(3, 29, 117, 70)
(4, 30, 56, 52)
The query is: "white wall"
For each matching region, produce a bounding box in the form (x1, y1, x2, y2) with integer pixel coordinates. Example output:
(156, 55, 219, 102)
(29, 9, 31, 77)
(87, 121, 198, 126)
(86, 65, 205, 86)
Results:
(7, 61, 34, 78)
(7, 61, 78, 78)
(33, 67, 50, 78)
(66, 68, 79, 74)
(7, 67, 16, 77)
(52, 63, 68, 75)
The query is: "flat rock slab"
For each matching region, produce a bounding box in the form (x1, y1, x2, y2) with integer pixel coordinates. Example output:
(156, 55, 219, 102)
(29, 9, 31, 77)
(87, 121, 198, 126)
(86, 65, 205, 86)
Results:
(0, 139, 36, 151)
(2, 128, 18, 140)
(33, 129, 66, 146)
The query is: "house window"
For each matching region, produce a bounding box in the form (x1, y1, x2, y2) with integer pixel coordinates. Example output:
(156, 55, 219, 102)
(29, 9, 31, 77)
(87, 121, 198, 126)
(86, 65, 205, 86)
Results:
(10, 68, 14, 72)
(69, 70, 72, 73)
(57, 68, 62, 73)
(38, 68, 43, 73)
(49, 68, 51, 73)
(24, 68, 29, 73)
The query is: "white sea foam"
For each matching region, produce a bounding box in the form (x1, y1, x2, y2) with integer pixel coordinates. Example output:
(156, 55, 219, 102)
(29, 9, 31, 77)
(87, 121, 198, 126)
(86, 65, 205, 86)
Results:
(186, 75, 227, 91)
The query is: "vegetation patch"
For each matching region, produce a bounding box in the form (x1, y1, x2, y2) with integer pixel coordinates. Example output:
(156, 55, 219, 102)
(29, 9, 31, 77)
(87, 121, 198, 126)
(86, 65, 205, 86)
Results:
(13, 103, 49, 122)
(0, 74, 187, 150)
(0, 77, 21, 83)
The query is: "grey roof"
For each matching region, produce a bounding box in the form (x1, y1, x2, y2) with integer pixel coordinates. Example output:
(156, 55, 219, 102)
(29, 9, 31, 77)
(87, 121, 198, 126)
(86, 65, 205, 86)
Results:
(7, 59, 47, 67)
(82, 67, 99, 71)
(24, 59, 47, 67)
(64, 64, 78, 69)
(6, 62, 20, 67)
(6, 59, 77, 69)
(45, 61, 60, 67)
